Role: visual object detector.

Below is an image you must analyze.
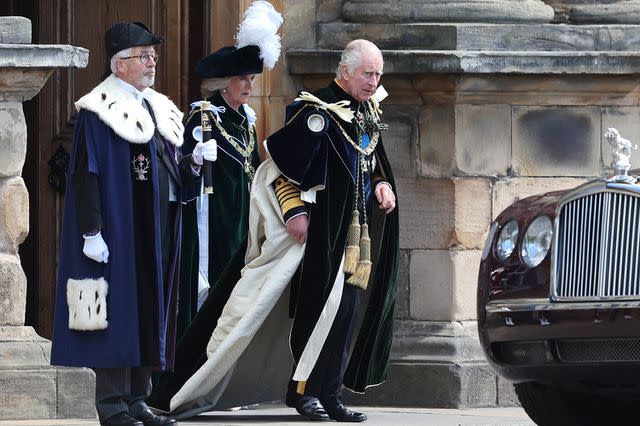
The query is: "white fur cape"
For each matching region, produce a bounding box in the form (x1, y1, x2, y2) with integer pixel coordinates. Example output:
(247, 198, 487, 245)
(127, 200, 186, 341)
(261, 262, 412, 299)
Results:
(166, 158, 344, 417)
(74, 74, 184, 146)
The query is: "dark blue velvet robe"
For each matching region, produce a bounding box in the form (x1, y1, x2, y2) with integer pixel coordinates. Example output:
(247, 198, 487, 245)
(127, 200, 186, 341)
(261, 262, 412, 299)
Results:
(50, 109, 179, 370)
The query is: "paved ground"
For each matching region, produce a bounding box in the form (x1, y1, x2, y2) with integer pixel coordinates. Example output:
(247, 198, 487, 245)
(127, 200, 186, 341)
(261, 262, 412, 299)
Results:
(0, 405, 534, 426)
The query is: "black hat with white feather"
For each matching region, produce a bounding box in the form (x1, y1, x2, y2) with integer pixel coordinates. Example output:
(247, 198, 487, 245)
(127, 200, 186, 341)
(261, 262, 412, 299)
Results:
(195, 1, 283, 78)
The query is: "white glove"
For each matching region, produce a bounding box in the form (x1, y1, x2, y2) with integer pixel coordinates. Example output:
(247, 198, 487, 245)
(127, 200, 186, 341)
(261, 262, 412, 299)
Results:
(192, 140, 218, 165)
(82, 232, 109, 263)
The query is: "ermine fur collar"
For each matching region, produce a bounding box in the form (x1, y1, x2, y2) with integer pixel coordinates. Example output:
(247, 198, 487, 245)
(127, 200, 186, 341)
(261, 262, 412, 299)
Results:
(74, 74, 184, 146)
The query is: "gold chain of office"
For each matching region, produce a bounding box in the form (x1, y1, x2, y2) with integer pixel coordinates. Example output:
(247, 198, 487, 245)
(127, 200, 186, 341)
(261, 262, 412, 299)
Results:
(208, 111, 257, 186)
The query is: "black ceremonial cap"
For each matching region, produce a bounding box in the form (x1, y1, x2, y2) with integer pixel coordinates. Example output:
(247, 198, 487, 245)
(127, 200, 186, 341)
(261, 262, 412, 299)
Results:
(105, 21, 164, 60)
(195, 45, 263, 78)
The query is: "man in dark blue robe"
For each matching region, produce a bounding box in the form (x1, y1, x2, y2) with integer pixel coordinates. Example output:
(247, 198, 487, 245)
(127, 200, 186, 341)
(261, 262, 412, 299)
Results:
(50, 21, 214, 426)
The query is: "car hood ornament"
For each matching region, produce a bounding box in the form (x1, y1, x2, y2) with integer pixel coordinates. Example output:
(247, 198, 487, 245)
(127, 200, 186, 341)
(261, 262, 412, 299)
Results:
(605, 127, 637, 184)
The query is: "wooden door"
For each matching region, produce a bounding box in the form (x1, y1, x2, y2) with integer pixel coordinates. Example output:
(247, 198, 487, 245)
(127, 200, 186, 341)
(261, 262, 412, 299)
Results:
(14, 0, 209, 338)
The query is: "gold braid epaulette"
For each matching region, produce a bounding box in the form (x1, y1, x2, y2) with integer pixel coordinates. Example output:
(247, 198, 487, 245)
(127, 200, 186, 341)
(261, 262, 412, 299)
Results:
(273, 176, 304, 216)
(286, 102, 380, 156)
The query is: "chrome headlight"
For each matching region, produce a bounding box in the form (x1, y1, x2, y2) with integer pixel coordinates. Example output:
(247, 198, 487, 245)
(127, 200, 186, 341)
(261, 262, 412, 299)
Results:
(495, 220, 518, 261)
(521, 215, 553, 267)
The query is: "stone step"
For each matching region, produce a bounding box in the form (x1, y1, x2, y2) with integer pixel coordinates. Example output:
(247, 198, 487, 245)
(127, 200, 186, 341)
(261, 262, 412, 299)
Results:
(287, 49, 640, 75)
(0, 366, 96, 420)
(343, 361, 519, 408)
(0, 327, 96, 421)
(340, 0, 554, 24)
(318, 23, 640, 51)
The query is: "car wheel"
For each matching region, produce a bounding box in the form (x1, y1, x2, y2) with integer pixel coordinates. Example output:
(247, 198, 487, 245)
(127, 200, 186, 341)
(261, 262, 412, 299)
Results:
(515, 382, 610, 426)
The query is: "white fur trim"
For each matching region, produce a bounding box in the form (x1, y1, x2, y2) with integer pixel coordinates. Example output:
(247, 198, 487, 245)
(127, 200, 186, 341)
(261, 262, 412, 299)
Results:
(66, 277, 108, 331)
(242, 103, 257, 127)
(74, 75, 184, 146)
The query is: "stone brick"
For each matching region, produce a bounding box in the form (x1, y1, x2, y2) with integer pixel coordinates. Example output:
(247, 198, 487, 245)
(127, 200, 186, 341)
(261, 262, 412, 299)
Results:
(417, 75, 640, 108)
(453, 177, 492, 248)
(282, 0, 316, 49)
(601, 107, 640, 172)
(409, 249, 481, 321)
(396, 178, 454, 250)
(455, 105, 511, 176)
(0, 102, 26, 177)
(419, 106, 455, 177)
(393, 251, 410, 320)
(56, 367, 97, 419)
(512, 106, 601, 177)
(492, 177, 589, 219)
(0, 17, 31, 44)
(0, 342, 48, 367)
(264, 96, 289, 137)
(397, 178, 491, 250)
(0, 253, 26, 326)
(419, 105, 510, 178)
(498, 377, 521, 407)
(460, 363, 499, 407)
(382, 106, 417, 178)
(341, 0, 554, 23)
(343, 361, 498, 408)
(391, 320, 485, 362)
(316, 0, 342, 22)
(0, 369, 56, 419)
(567, 2, 640, 24)
(0, 177, 29, 254)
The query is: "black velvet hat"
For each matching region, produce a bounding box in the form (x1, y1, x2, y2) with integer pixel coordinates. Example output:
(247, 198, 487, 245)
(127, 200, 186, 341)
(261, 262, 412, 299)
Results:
(194, 45, 264, 78)
(105, 21, 164, 60)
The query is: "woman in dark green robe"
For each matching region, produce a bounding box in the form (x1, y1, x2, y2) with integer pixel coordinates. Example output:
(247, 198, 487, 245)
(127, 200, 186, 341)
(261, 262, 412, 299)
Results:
(149, 0, 285, 407)
(175, 45, 263, 342)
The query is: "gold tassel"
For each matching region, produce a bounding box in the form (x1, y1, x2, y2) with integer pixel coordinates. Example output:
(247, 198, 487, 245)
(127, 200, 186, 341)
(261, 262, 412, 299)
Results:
(347, 223, 372, 289)
(344, 209, 361, 274)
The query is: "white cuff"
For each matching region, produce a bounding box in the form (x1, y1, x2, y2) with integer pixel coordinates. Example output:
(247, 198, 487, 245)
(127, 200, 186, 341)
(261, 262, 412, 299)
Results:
(285, 211, 308, 224)
(375, 181, 392, 192)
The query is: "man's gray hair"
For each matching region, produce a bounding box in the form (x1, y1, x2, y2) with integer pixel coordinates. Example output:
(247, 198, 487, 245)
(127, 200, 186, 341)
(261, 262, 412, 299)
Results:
(335, 39, 382, 79)
(110, 47, 133, 74)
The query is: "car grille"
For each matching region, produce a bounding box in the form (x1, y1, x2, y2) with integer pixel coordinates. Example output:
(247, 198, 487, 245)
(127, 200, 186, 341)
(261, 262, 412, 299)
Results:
(554, 191, 640, 300)
(557, 338, 640, 362)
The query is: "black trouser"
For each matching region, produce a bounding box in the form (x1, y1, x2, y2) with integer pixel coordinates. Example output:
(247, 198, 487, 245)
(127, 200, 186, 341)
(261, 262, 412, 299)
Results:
(288, 283, 361, 405)
(94, 367, 152, 421)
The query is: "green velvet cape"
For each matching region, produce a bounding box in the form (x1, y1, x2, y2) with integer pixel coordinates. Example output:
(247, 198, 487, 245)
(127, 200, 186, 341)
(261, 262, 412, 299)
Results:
(176, 91, 260, 341)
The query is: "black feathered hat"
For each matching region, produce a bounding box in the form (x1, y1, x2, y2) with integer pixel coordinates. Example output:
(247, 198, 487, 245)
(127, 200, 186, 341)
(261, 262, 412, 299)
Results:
(105, 21, 164, 61)
(195, 45, 263, 78)
(194, 1, 282, 79)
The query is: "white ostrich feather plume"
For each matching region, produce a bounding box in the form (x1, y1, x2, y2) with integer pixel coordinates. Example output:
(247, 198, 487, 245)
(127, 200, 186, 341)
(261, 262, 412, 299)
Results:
(235, 1, 283, 69)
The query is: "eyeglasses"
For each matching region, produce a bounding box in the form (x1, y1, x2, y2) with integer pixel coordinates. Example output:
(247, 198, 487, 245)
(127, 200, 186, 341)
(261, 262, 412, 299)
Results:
(120, 52, 158, 65)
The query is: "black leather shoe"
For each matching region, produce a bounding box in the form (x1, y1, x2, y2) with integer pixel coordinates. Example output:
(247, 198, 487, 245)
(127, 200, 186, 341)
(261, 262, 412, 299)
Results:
(323, 403, 367, 422)
(134, 409, 176, 426)
(100, 412, 143, 426)
(292, 396, 331, 421)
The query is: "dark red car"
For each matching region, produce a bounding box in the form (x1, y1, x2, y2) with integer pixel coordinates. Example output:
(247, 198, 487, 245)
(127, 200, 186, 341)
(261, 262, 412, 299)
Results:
(478, 166, 640, 425)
